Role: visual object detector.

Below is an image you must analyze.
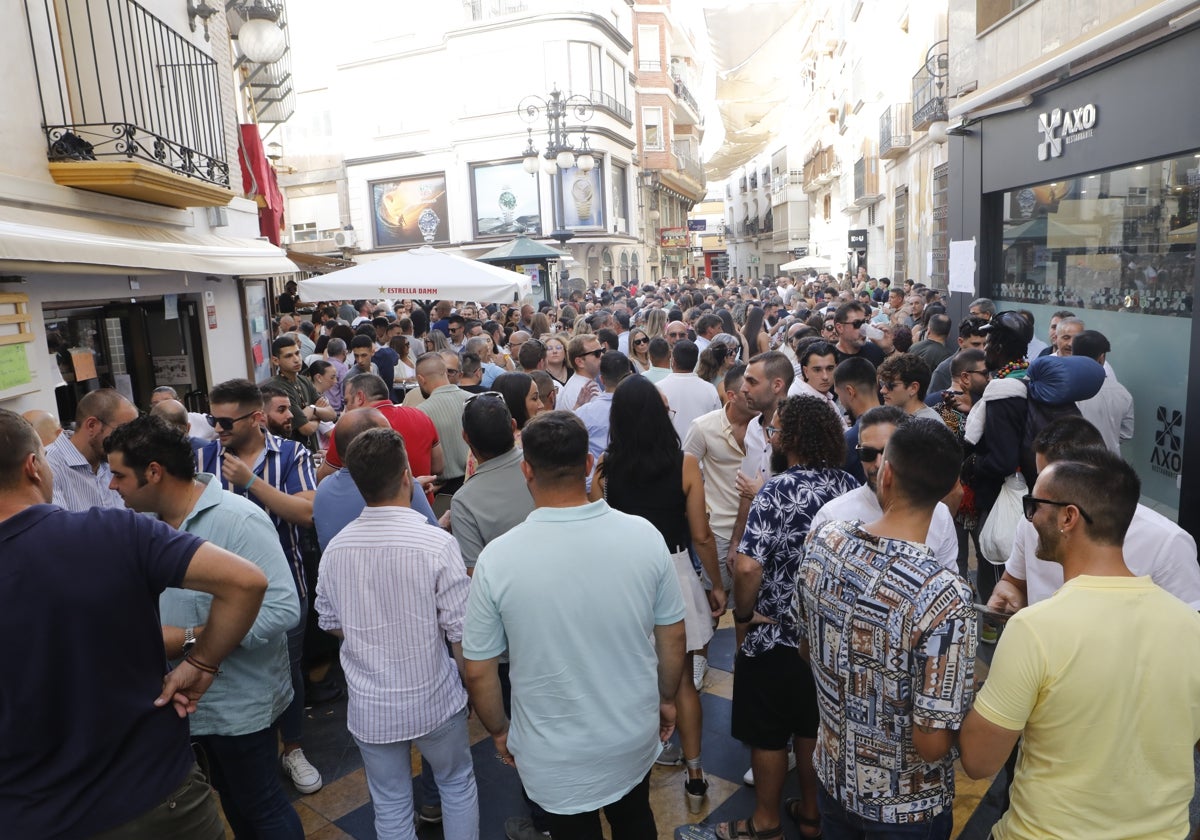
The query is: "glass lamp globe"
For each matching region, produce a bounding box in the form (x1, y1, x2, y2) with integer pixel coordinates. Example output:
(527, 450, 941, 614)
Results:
(540, 156, 558, 176)
(928, 120, 949, 145)
(577, 153, 595, 172)
(238, 17, 287, 64)
(522, 154, 539, 175)
(556, 149, 576, 169)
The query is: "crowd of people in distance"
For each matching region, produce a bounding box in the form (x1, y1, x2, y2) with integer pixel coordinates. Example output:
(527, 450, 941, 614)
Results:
(3, 268, 1198, 840)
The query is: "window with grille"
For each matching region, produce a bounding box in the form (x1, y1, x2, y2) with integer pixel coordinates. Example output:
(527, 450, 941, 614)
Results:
(894, 185, 908, 280)
(932, 163, 949, 288)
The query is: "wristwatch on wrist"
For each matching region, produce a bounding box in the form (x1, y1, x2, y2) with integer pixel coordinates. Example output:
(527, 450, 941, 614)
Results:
(181, 626, 197, 656)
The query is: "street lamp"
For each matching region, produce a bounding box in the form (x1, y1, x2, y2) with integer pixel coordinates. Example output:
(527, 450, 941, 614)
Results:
(518, 88, 596, 245)
(227, 0, 288, 65)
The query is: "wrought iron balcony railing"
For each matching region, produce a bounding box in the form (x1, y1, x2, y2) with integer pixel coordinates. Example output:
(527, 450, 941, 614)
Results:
(912, 41, 949, 131)
(673, 77, 700, 115)
(589, 89, 631, 124)
(23, 0, 229, 187)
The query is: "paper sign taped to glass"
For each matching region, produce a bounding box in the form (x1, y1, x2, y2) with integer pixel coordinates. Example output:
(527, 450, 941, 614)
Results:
(949, 238, 977, 294)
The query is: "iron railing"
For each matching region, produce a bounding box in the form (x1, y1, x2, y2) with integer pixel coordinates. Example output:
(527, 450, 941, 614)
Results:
(23, 0, 229, 187)
(638, 59, 662, 72)
(879, 103, 912, 159)
(912, 41, 949, 131)
(673, 77, 700, 114)
(589, 89, 631, 123)
(463, 0, 528, 21)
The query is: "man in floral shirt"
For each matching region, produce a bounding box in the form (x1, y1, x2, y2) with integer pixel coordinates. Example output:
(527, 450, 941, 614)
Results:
(721, 396, 858, 840)
(796, 419, 976, 838)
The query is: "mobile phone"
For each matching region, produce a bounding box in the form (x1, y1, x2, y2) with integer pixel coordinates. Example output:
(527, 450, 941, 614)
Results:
(974, 603, 1014, 623)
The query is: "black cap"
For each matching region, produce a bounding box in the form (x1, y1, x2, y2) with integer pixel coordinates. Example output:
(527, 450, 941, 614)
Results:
(979, 310, 1033, 345)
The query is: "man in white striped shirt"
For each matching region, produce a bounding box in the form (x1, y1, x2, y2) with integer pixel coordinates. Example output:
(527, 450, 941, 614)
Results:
(316, 427, 478, 840)
(45, 388, 138, 511)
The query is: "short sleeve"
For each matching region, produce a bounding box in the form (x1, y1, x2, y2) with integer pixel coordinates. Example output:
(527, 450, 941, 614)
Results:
(911, 577, 977, 730)
(325, 434, 343, 469)
(652, 542, 687, 626)
(971, 612, 1045, 732)
(1005, 519, 1035, 580)
(131, 511, 205, 592)
(737, 487, 778, 562)
(681, 421, 706, 461)
(463, 563, 507, 660)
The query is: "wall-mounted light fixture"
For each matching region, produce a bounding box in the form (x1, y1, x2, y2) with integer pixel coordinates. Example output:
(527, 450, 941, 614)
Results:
(187, 0, 219, 40)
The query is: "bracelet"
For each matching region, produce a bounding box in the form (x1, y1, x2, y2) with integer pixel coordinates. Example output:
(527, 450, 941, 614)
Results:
(733, 610, 753, 624)
(243, 475, 256, 492)
(184, 654, 220, 675)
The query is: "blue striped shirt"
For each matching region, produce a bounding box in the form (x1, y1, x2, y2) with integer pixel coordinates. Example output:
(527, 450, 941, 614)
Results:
(197, 432, 316, 598)
(46, 433, 124, 511)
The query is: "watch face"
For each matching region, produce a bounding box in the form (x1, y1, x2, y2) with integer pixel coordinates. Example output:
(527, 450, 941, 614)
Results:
(498, 189, 517, 211)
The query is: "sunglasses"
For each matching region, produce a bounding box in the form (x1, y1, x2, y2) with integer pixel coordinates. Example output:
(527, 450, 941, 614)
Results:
(581, 348, 605, 359)
(206, 411, 256, 431)
(839, 319, 866, 329)
(465, 390, 504, 404)
(633, 337, 649, 346)
(879, 380, 906, 391)
(445, 367, 461, 376)
(1021, 495, 1094, 524)
(856, 444, 884, 462)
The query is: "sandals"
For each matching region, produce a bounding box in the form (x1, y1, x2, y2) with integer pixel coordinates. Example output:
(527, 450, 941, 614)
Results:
(714, 818, 783, 840)
(785, 797, 823, 839)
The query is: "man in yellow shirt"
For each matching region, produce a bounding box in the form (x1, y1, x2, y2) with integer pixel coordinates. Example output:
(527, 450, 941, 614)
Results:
(958, 447, 1200, 839)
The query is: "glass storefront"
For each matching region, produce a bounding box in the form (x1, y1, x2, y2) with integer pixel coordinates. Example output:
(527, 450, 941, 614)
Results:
(990, 151, 1198, 514)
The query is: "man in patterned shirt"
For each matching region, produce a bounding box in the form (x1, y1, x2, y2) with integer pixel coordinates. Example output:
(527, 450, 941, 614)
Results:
(722, 395, 859, 840)
(796, 419, 975, 838)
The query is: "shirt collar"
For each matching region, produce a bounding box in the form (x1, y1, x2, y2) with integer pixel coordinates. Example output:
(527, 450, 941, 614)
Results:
(181, 474, 225, 527)
(527, 498, 609, 522)
(472, 447, 523, 476)
(49, 434, 91, 468)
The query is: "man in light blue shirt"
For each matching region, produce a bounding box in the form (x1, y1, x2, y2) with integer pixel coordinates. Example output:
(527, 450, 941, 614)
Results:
(314, 408, 439, 550)
(45, 388, 138, 511)
(574, 351, 630, 489)
(106, 416, 303, 838)
(463, 411, 687, 838)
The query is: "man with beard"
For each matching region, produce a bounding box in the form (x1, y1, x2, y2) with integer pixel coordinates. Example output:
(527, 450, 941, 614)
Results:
(929, 316, 989, 393)
(45, 388, 138, 511)
(959, 448, 1200, 839)
(721, 396, 858, 840)
(829, 301, 884, 366)
(810, 406, 959, 572)
(197, 379, 322, 795)
(266, 336, 329, 452)
(797, 419, 974, 839)
(832, 357, 880, 484)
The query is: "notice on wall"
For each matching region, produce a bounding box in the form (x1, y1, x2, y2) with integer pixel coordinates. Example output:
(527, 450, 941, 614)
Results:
(153, 354, 191, 386)
(70, 348, 98, 381)
(948, 238, 977, 295)
(164, 293, 179, 321)
(0, 343, 32, 391)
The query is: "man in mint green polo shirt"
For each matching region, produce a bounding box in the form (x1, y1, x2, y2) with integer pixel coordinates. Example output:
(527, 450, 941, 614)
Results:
(463, 411, 687, 839)
(106, 416, 302, 838)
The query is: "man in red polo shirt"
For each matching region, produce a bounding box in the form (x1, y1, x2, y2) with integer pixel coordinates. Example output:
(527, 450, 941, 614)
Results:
(317, 373, 442, 499)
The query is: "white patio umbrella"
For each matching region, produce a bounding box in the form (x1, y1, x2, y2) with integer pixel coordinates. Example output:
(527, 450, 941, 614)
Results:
(780, 254, 833, 272)
(297, 244, 534, 303)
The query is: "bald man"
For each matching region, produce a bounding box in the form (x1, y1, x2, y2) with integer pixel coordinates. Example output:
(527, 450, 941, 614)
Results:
(45, 388, 138, 511)
(21, 410, 62, 447)
(151, 386, 217, 442)
(150, 399, 210, 452)
(666, 320, 690, 347)
(416, 353, 471, 494)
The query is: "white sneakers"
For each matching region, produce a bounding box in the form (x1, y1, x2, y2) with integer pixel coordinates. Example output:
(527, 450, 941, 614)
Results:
(742, 748, 797, 786)
(281, 748, 323, 794)
(693, 655, 709, 692)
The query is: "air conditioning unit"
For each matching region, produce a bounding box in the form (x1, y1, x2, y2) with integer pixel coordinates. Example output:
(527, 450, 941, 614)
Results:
(334, 229, 358, 249)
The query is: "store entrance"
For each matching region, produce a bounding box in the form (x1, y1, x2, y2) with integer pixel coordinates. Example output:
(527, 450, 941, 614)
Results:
(45, 295, 209, 423)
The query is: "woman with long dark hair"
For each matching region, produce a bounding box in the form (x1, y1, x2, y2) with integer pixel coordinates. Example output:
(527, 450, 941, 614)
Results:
(492, 372, 542, 431)
(588, 375, 725, 815)
(741, 306, 770, 355)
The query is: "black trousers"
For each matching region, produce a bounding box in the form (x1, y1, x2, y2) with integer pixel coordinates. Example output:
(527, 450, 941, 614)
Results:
(541, 772, 656, 840)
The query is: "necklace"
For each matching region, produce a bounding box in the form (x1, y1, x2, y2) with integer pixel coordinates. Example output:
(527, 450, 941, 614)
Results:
(995, 359, 1029, 379)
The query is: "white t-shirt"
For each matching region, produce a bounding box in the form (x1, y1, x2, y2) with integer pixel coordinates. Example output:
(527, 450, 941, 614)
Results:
(656, 372, 721, 445)
(810, 484, 960, 573)
(1005, 505, 1200, 608)
(559, 372, 596, 414)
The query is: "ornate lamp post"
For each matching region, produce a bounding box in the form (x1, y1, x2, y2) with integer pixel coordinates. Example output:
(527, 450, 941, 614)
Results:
(518, 88, 596, 247)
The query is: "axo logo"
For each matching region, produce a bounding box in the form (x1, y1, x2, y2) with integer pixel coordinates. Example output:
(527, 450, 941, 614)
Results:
(1036, 104, 1098, 161)
(1150, 405, 1183, 477)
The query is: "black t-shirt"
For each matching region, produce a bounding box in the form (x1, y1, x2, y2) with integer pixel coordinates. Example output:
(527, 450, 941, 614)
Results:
(833, 340, 885, 367)
(277, 292, 297, 313)
(0, 505, 203, 838)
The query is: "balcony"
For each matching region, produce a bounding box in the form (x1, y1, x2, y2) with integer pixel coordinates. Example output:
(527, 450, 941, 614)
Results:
(912, 41, 949, 131)
(803, 147, 839, 192)
(672, 77, 701, 116)
(25, 0, 233, 208)
(738, 176, 747, 193)
(463, 0, 528, 21)
(672, 144, 705, 185)
(638, 59, 663, 72)
(589, 89, 632, 124)
(749, 172, 758, 190)
(879, 103, 912, 160)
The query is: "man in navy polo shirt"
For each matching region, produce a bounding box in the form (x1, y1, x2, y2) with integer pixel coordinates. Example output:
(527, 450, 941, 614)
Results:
(0, 409, 268, 839)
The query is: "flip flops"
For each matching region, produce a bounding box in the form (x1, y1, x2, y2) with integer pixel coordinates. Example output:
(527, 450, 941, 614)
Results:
(713, 817, 783, 839)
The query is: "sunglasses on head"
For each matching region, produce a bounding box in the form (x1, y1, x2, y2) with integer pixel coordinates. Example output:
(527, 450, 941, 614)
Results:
(465, 390, 504, 405)
(856, 444, 884, 462)
(206, 411, 256, 431)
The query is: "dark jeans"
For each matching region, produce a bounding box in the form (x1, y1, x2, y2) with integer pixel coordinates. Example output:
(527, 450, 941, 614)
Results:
(92, 763, 224, 840)
(542, 772, 656, 840)
(817, 786, 952, 840)
(278, 595, 308, 745)
(197, 728, 304, 839)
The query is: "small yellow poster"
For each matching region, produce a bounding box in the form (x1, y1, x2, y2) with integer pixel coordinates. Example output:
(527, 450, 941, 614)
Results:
(0, 343, 32, 391)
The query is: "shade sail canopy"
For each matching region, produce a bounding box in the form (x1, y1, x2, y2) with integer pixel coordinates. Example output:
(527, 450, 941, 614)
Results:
(297, 245, 534, 303)
(475, 235, 568, 263)
(780, 254, 832, 271)
(0, 205, 296, 276)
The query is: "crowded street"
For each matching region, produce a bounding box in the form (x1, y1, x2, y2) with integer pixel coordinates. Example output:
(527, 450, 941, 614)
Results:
(1, 1, 1199, 839)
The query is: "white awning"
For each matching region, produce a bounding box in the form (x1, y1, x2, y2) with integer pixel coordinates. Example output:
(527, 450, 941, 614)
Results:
(0, 206, 297, 276)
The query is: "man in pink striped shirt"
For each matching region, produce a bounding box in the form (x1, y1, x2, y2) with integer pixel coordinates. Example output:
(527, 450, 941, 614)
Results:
(316, 427, 477, 840)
